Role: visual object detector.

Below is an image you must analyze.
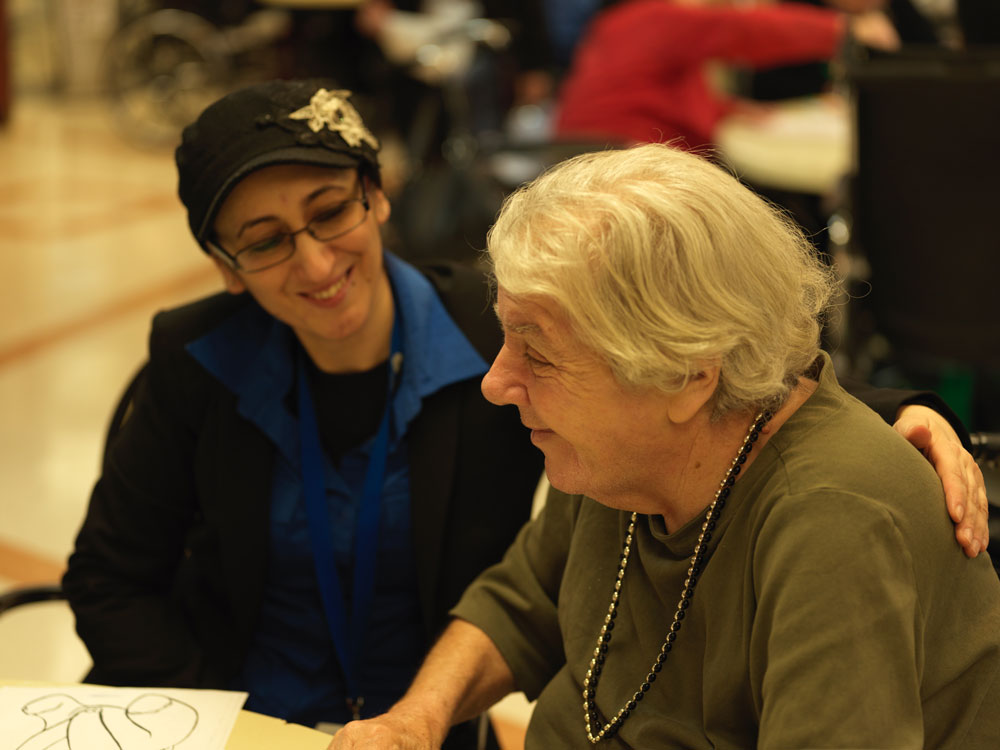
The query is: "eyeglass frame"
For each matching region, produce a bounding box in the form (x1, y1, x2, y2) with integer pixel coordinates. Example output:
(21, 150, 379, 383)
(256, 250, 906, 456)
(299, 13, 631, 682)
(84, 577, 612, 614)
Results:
(207, 178, 371, 273)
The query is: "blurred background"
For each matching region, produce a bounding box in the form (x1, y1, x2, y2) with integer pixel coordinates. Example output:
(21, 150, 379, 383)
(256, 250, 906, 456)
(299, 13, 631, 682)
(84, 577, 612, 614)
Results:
(0, 1, 997, 747)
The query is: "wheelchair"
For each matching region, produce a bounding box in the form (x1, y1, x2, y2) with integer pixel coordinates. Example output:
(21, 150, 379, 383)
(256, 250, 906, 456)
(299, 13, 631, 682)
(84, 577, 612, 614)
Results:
(101, 1, 291, 147)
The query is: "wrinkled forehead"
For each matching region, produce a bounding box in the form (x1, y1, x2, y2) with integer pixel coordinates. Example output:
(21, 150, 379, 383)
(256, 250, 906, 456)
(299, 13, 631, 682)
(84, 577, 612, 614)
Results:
(495, 289, 578, 350)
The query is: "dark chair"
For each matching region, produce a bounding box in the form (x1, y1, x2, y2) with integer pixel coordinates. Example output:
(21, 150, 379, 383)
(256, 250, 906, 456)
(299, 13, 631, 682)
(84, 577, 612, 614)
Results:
(841, 45, 1000, 433)
(0, 584, 65, 616)
(840, 45, 1000, 573)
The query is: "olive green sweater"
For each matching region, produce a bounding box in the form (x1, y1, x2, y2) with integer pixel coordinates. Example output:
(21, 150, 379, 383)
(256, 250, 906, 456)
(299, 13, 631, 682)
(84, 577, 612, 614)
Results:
(453, 355, 1000, 748)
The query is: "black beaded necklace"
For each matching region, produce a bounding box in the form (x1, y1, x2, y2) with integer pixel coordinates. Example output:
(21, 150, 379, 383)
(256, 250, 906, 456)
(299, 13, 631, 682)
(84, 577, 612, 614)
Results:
(582, 410, 772, 744)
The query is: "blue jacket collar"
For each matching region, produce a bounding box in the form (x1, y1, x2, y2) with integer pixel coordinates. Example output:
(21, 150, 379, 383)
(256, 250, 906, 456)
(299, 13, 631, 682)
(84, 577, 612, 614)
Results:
(187, 252, 489, 449)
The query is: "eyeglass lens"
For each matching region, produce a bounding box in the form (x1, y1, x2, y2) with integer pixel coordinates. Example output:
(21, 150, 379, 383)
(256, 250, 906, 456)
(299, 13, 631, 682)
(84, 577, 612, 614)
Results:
(235, 199, 368, 272)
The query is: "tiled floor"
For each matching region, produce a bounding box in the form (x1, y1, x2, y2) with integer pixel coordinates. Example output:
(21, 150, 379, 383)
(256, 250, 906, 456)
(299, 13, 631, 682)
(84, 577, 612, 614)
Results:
(0, 91, 223, 675)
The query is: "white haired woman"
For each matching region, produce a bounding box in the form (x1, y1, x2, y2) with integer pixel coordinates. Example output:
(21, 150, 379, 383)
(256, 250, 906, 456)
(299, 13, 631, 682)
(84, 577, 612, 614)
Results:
(332, 143, 999, 748)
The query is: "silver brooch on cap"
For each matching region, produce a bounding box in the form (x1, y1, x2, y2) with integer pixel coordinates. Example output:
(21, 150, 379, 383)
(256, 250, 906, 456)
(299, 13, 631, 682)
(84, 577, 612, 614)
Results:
(289, 88, 379, 150)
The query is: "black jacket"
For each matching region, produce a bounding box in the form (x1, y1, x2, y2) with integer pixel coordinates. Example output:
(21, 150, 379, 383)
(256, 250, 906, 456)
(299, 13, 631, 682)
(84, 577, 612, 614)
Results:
(63, 262, 544, 693)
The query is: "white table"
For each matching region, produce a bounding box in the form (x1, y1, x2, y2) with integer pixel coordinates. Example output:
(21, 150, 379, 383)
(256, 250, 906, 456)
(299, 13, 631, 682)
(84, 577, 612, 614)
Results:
(716, 95, 851, 195)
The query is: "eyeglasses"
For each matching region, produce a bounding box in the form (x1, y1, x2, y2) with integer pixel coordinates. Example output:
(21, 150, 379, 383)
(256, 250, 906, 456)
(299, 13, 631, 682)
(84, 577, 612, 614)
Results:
(210, 181, 371, 273)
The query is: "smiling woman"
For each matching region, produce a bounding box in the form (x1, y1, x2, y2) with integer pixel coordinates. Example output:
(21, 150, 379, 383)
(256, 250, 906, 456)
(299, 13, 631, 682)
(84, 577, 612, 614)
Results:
(483, 291, 686, 514)
(469, 144, 1000, 747)
(210, 164, 394, 373)
(59, 79, 544, 747)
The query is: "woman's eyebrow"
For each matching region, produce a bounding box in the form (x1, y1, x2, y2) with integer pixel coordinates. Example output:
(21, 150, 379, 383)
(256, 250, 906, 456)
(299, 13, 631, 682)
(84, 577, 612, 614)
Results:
(235, 182, 355, 237)
(492, 303, 552, 343)
(502, 322, 553, 351)
(304, 181, 354, 206)
(237, 215, 280, 238)
(508, 323, 542, 337)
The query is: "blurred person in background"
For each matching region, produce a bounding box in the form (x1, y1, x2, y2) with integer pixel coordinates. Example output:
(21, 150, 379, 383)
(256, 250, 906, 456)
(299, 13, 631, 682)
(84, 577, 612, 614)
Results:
(748, 0, 1000, 102)
(550, 0, 902, 275)
(62, 79, 987, 745)
(351, 0, 556, 151)
(553, 0, 900, 151)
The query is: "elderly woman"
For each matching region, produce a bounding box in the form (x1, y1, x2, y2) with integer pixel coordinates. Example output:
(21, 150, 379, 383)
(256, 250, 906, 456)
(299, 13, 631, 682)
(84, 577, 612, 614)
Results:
(331, 143, 1000, 748)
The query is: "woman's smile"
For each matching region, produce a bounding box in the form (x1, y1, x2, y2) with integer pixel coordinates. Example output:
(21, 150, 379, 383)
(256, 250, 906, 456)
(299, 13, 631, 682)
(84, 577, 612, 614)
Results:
(301, 265, 354, 304)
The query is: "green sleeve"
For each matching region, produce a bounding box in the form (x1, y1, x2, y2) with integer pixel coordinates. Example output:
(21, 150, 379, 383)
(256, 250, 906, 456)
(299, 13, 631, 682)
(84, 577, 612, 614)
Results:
(450, 488, 581, 700)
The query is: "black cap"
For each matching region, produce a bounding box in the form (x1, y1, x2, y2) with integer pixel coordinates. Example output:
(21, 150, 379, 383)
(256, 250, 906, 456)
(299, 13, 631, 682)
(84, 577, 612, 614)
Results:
(176, 79, 381, 251)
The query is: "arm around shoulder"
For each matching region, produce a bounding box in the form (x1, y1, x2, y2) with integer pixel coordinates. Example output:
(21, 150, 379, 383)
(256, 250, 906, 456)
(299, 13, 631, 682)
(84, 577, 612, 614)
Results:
(841, 377, 988, 556)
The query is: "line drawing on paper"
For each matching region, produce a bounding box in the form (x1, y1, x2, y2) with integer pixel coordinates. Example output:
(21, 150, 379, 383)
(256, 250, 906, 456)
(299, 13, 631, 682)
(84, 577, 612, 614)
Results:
(14, 692, 198, 750)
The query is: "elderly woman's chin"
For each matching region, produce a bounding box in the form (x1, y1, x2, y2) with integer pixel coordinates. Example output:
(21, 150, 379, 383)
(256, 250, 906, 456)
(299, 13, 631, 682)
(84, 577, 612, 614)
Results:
(536, 443, 587, 496)
(541, 452, 634, 511)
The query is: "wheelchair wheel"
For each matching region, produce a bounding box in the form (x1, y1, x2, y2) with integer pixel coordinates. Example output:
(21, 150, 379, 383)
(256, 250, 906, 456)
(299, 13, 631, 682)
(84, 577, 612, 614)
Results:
(103, 9, 232, 148)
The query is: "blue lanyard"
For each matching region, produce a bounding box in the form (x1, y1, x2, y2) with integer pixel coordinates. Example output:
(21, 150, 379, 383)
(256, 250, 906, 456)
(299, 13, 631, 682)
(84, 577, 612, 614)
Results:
(296, 314, 402, 721)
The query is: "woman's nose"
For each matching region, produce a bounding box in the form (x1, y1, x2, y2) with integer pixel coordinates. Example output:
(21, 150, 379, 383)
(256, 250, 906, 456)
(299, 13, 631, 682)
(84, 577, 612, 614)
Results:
(482, 345, 527, 407)
(292, 233, 336, 279)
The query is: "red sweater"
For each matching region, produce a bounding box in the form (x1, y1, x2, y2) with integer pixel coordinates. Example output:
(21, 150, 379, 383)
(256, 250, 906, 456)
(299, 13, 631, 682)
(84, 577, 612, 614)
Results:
(555, 0, 844, 149)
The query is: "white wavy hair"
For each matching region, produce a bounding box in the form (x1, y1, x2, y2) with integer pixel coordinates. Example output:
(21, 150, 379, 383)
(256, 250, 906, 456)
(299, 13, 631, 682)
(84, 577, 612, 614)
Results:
(486, 143, 838, 416)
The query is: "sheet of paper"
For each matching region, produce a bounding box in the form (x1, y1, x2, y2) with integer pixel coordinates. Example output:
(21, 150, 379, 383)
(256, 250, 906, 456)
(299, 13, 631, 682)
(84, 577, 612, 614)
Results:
(0, 685, 247, 750)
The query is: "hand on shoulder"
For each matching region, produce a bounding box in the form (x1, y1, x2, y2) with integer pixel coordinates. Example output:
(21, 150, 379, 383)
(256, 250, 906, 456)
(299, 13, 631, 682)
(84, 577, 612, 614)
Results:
(894, 404, 990, 558)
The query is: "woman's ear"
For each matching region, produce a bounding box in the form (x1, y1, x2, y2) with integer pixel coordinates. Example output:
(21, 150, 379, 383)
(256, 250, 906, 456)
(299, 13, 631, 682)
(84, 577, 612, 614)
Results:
(666, 365, 720, 424)
(211, 256, 247, 295)
(369, 184, 391, 225)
